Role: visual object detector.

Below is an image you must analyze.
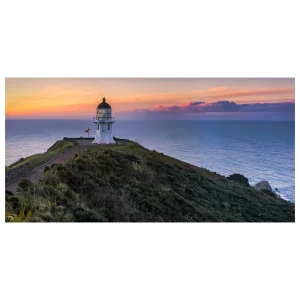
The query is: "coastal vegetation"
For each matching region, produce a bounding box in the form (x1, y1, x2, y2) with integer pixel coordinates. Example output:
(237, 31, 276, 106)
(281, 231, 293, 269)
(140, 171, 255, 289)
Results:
(5, 141, 295, 222)
(5, 140, 77, 185)
(8, 140, 76, 170)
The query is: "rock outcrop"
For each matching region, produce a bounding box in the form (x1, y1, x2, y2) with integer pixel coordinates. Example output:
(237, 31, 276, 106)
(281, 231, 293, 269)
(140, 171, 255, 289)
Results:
(253, 180, 272, 191)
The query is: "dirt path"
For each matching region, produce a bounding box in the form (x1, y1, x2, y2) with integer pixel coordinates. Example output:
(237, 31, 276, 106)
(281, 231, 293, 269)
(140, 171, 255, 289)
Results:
(5, 145, 88, 194)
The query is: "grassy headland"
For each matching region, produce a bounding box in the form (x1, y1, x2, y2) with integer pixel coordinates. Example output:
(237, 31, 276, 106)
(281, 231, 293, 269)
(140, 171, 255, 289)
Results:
(5, 141, 295, 222)
(8, 140, 76, 170)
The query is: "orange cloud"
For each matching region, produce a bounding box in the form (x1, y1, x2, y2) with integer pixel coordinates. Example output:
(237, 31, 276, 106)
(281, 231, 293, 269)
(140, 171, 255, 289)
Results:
(206, 87, 294, 100)
(206, 87, 229, 93)
(118, 86, 295, 106)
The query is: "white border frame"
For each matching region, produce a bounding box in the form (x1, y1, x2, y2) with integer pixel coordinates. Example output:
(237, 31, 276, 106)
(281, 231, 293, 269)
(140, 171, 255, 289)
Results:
(3, 75, 297, 225)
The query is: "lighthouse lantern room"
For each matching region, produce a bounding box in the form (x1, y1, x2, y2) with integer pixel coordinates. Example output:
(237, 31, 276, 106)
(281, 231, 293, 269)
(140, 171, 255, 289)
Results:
(92, 97, 115, 144)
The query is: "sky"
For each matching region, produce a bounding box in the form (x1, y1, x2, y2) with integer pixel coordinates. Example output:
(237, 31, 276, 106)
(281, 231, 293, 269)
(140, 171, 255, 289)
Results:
(5, 78, 295, 120)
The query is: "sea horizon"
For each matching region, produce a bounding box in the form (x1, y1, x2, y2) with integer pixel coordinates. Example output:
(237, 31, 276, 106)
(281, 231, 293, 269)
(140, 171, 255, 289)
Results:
(5, 118, 295, 121)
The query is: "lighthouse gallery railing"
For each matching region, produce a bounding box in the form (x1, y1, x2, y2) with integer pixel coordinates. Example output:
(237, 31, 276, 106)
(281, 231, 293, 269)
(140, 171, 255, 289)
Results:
(93, 117, 115, 123)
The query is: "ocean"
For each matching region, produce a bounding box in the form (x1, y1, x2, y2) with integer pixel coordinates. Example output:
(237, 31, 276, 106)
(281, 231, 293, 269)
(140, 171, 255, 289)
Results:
(5, 120, 295, 202)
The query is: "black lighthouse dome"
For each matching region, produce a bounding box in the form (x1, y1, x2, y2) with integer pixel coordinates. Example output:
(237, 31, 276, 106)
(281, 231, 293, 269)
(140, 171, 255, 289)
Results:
(97, 97, 111, 109)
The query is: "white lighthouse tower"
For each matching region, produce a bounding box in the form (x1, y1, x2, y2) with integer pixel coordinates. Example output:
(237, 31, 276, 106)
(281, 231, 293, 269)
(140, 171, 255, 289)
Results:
(92, 97, 115, 144)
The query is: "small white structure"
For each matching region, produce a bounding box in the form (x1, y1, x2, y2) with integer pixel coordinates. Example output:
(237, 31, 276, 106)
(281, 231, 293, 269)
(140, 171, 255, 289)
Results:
(92, 97, 115, 144)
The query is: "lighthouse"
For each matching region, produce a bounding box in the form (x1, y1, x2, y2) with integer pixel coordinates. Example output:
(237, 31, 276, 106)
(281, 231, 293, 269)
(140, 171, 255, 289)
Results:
(92, 97, 115, 144)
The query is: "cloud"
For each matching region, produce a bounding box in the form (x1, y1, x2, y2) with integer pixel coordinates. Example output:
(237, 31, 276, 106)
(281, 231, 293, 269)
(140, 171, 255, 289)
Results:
(153, 105, 165, 110)
(130, 87, 294, 104)
(239, 102, 295, 113)
(207, 87, 229, 93)
(168, 106, 181, 112)
(120, 100, 295, 120)
(196, 101, 239, 112)
(184, 101, 205, 107)
(206, 87, 294, 100)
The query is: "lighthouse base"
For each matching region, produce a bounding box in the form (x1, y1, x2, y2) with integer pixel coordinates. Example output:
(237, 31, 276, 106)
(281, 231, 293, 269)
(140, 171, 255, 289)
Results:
(92, 130, 115, 144)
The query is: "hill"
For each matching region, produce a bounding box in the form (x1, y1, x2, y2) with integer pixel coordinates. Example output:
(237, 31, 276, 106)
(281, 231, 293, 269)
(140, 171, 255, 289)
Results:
(7, 140, 76, 170)
(5, 142, 295, 222)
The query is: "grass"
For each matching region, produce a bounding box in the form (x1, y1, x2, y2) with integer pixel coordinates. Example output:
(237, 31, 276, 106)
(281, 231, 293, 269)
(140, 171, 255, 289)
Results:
(5, 141, 295, 222)
(8, 140, 77, 170)
(5, 204, 32, 222)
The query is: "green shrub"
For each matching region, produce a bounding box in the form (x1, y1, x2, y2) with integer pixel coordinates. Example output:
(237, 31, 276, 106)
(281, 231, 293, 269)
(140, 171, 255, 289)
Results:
(18, 179, 34, 190)
(227, 173, 250, 187)
(261, 189, 277, 198)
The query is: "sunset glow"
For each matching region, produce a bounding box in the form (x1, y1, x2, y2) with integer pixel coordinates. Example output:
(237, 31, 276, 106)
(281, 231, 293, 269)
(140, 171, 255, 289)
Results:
(5, 78, 295, 119)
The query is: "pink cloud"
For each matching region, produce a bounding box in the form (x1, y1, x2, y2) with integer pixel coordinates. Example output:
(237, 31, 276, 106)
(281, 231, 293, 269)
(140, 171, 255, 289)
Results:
(137, 100, 295, 115)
